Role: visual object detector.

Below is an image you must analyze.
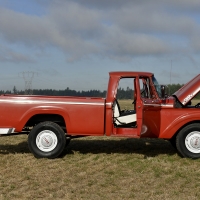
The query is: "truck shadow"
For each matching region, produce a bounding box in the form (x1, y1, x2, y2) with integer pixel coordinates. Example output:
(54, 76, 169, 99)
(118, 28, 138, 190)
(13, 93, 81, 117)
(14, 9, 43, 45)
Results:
(63, 138, 177, 158)
(0, 138, 177, 158)
(0, 141, 30, 155)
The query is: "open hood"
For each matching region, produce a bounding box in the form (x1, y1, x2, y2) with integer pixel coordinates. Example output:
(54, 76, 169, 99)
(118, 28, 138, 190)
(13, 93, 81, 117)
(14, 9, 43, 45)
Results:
(173, 74, 200, 106)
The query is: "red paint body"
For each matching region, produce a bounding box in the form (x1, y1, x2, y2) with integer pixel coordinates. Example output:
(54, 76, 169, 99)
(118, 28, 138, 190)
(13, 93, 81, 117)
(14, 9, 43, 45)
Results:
(0, 71, 199, 140)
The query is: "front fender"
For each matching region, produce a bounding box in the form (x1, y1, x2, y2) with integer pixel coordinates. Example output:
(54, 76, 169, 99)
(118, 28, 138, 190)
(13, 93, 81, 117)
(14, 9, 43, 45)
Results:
(159, 111, 200, 139)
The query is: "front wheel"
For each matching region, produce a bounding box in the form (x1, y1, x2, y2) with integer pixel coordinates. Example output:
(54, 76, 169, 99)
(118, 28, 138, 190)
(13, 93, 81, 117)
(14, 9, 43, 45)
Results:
(176, 123, 200, 159)
(169, 136, 177, 149)
(28, 121, 66, 158)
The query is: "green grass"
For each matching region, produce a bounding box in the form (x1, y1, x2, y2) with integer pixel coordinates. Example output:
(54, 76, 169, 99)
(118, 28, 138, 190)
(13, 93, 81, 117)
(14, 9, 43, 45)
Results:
(0, 135, 200, 199)
(118, 99, 134, 110)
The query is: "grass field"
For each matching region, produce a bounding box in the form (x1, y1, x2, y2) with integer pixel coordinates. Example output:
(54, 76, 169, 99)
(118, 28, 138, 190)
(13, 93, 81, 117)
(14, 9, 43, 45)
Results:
(0, 99, 200, 199)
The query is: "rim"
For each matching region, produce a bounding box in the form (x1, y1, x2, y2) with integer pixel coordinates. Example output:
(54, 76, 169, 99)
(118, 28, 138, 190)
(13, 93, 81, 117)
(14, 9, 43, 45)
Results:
(185, 131, 200, 153)
(36, 130, 58, 152)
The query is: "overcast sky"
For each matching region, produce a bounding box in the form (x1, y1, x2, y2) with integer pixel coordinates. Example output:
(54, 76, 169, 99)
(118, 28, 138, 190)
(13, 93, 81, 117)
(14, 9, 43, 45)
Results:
(0, 0, 200, 91)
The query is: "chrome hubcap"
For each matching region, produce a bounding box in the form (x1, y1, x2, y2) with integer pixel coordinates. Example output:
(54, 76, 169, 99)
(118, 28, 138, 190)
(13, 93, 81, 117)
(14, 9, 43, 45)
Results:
(36, 130, 58, 152)
(185, 131, 200, 153)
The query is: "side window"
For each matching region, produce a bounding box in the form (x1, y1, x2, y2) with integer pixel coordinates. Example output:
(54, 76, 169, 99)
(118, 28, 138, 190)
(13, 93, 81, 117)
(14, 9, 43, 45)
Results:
(116, 78, 135, 110)
(139, 77, 152, 98)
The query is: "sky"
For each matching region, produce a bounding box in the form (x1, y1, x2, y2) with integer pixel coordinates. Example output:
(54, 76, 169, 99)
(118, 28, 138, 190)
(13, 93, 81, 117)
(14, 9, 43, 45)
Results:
(0, 0, 200, 92)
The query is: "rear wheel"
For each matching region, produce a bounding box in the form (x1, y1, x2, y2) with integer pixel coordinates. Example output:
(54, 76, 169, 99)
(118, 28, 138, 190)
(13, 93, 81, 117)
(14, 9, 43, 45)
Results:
(28, 121, 66, 158)
(176, 123, 200, 159)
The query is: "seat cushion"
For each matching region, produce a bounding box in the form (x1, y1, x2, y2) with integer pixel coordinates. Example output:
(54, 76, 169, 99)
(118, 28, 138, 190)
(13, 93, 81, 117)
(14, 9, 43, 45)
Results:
(115, 113, 137, 125)
(113, 99, 137, 125)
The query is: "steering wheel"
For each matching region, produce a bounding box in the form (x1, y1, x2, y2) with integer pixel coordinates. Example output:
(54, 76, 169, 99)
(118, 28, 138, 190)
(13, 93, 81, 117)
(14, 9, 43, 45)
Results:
(195, 103, 200, 108)
(132, 89, 146, 104)
(140, 89, 145, 96)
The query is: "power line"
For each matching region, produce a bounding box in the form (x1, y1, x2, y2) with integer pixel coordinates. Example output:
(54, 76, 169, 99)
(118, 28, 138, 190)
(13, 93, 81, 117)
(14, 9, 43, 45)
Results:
(19, 71, 38, 95)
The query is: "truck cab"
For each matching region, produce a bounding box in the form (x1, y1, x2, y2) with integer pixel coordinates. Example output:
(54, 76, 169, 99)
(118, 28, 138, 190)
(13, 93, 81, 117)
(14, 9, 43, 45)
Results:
(105, 71, 163, 138)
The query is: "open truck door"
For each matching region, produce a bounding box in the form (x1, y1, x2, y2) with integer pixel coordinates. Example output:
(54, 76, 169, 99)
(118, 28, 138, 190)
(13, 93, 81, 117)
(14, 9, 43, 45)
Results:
(111, 76, 144, 137)
(139, 75, 162, 138)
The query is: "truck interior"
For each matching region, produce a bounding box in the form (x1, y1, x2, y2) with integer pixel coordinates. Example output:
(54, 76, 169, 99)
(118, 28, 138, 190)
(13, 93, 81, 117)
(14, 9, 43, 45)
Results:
(113, 78, 137, 128)
(112, 75, 160, 129)
(113, 99, 136, 127)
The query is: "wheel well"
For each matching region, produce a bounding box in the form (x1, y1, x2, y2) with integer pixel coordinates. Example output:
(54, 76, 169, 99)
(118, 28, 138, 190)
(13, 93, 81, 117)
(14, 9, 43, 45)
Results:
(172, 120, 200, 139)
(25, 114, 66, 130)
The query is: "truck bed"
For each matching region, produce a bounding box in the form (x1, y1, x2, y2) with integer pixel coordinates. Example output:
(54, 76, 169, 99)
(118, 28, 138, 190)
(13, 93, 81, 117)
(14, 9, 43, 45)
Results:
(0, 94, 106, 135)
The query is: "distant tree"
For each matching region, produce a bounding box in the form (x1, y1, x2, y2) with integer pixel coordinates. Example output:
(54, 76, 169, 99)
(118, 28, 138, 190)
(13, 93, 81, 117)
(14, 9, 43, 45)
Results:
(195, 93, 200, 99)
(5, 90, 12, 94)
(0, 83, 198, 99)
(116, 87, 133, 99)
(13, 86, 18, 94)
(167, 84, 183, 95)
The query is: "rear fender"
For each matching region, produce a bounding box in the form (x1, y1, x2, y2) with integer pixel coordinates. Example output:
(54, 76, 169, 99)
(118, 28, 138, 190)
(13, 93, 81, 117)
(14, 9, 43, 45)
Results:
(15, 106, 70, 132)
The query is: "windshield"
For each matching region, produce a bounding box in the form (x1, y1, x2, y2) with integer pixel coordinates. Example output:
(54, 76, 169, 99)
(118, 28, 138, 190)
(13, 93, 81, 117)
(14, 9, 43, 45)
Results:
(152, 76, 162, 98)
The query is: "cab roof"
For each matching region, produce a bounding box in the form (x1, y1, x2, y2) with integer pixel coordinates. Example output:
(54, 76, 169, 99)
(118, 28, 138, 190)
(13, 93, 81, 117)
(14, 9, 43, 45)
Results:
(109, 71, 153, 78)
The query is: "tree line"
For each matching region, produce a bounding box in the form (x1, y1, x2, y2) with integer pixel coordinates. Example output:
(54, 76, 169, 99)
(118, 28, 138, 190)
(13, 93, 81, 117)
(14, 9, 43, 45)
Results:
(0, 84, 199, 99)
(0, 87, 107, 98)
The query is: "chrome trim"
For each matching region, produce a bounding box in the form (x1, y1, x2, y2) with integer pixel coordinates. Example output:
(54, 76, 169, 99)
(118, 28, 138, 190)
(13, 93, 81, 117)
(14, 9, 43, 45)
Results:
(144, 104, 161, 107)
(144, 103, 173, 108)
(161, 104, 174, 107)
(0, 128, 15, 134)
(0, 99, 104, 106)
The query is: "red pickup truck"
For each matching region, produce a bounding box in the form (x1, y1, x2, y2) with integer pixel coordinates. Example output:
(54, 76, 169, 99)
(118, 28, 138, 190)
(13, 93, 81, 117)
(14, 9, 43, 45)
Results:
(0, 71, 200, 159)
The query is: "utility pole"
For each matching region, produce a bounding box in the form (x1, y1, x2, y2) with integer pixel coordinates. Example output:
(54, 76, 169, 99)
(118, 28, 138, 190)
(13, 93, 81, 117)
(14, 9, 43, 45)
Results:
(170, 60, 172, 85)
(169, 60, 172, 95)
(19, 71, 38, 95)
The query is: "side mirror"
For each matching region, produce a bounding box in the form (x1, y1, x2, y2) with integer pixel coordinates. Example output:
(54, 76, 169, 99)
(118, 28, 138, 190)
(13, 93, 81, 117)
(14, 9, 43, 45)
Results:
(161, 85, 166, 98)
